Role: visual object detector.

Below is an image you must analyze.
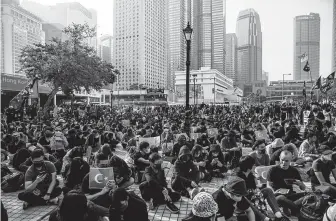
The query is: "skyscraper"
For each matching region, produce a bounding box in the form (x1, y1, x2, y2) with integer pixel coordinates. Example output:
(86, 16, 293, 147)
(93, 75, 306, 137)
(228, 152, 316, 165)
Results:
(293, 13, 320, 81)
(1, 0, 44, 75)
(332, 0, 336, 72)
(98, 35, 113, 64)
(113, 0, 167, 90)
(236, 9, 262, 88)
(21, 0, 97, 50)
(167, 0, 186, 91)
(43, 23, 68, 43)
(192, 0, 226, 75)
(225, 33, 238, 84)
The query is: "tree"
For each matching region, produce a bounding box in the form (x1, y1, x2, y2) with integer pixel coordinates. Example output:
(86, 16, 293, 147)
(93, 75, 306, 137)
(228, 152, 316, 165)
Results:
(20, 23, 117, 115)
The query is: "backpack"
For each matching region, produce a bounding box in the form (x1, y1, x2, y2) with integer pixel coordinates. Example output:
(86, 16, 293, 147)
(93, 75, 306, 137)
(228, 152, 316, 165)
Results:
(1, 172, 24, 193)
(299, 192, 329, 221)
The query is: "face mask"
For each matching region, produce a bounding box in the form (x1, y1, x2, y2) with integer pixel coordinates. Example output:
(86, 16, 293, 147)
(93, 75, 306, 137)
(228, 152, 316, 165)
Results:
(145, 148, 150, 154)
(212, 153, 219, 158)
(95, 136, 100, 139)
(33, 161, 43, 168)
(164, 129, 169, 132)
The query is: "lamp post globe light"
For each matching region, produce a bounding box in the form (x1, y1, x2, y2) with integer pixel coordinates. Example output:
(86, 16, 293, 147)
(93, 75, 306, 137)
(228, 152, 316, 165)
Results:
(183, 22, 193, 109)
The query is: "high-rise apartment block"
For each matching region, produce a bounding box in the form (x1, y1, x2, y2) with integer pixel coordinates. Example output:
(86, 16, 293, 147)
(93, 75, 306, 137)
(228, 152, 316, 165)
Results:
(167, 0, 186, 91)
(236, 9, 262, 87)
(225, 33, 238, 84)
(113, 0, 167, 90)
(21, 0, 97, 50)
(332, 0, 336, 72)
(1, 0, 44, 75)
(293, 13, 320, 81)
(192, 0, 226, 75)
(98, 35, 113, 64)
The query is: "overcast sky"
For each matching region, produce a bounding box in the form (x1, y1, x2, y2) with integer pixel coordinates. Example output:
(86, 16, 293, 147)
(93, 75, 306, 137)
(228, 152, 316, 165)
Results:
(28, 0, 334, 81)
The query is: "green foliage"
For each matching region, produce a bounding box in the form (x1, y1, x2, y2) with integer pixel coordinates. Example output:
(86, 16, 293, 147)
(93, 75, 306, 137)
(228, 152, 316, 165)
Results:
(19, 23, 117, 111)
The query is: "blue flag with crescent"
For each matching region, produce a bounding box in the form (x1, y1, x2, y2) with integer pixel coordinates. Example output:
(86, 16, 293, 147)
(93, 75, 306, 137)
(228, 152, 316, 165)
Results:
(89, 168, 114, 189)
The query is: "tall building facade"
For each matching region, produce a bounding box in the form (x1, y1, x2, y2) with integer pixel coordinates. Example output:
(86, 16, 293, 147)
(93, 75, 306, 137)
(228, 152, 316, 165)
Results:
(192, 0, 226, 75)
(167, 0, 186, 91)
(43, 23, 68, 43)
(262, 70, 269, 86)
(225, 33, 237, 84)
(293, 13, 320, 81)
(21, 0, 97, 50)
(113, 0, 167, 90)
(332, 0, 336, 72)
(1, 0, 44, 75)
(98, 35, 113, 64)
(236, 9, 262, 87)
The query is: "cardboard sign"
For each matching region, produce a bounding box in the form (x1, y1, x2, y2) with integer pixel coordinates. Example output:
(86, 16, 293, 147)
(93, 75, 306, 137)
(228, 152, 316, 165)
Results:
(207, 128, 218, 138)
(122, 120, 130, 127)
(89, 167, 114, 189)
(190, 133, 202, 140)
(139, 136, 161, 147)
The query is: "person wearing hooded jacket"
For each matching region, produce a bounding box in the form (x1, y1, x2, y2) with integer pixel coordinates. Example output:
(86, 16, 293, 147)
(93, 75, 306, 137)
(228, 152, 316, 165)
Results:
(206, 144, 227, 178)
(171, 145, 203, 199)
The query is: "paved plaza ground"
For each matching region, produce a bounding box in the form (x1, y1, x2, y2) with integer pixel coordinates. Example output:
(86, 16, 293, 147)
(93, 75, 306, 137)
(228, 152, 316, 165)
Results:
(2, 147, 305, 221)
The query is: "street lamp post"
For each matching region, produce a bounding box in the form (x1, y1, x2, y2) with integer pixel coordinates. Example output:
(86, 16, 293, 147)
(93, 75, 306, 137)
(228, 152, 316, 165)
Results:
(110, 90, 113, 110)
(117, 74, 120, 107)
(183, 22, 193, 109)
(192, 74, 197, 105)
(213, 77, 216, 105)
(282, 73, 291, 101)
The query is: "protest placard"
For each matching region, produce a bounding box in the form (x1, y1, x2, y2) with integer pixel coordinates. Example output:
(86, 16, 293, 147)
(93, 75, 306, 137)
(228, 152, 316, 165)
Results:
(190, 133, 202, 140)
(139, 136, 161, 147)
(207, 128, 218, 138)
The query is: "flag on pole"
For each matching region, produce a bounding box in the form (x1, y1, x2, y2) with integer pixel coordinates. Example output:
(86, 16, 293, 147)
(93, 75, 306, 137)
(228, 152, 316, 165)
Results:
(9, 78, 37, 109)
(312, 76, 322, 90)
(303, 61, 310, 72)
(303, 81, 306, 97)
(298, 52, 308, 62)
(89, 167, 114, 189)
(320, 71, 335, 93)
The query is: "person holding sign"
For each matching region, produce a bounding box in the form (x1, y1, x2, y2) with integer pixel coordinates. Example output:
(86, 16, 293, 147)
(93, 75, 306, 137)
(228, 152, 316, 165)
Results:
(206, 144, 227, 178)
(139, 153, 180, 213)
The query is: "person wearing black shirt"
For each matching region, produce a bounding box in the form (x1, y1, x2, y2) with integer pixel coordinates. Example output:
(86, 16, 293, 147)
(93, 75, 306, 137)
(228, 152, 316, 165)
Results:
(133, 141, 151, 171)
(267, 150, 306, 217)
(310, 147, 336, 198)
(139, 153, 180, 213)
(212, 176, 255, 221)
(237, 156, 285, 220)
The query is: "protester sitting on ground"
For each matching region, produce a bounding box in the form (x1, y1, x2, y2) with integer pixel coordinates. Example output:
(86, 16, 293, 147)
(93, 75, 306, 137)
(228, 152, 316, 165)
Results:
(18, 148, 62, 210)
(19, 146, 57, 172)
(171, 145, 203, 199)
(309, 146, 336, 198)
(121, 128, 135, 149)
(249, 139, 270, 166)
(62, 157, 90, 195)
(37, 130, 53, 151)
(49, 190, 108, 221)
(255, 122, 271, 143)
(267, 150, 306, 217)
(7, 132, 26, 163)
(212, 176, 256, 221)
(172, 134, 191, 159)
(196, 133, 211, 150)
(206, 144, 227, 178)
(221, 130, 242, 169)
(191, 145, 211, 182)
(266, 138, 285, 157)
(321, 130, 336, 150)
(133, 141, 151, 172)
(61, 146, 85, 176)
(270, 143, 298, 165)
(241, 124, 255, 147)
(50, 129, 68, 160)
(182, 192, 219, 221)
(298, 132, 319, 161)
(139, 153, 180, 213)
(237, 155, 287, 221)
(94, 144, 113, 167)
(109, 155, 134, 189)
(101, 131, 119, 151)
(85, 129, 101, 164)
(109, 188, 148, 221)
